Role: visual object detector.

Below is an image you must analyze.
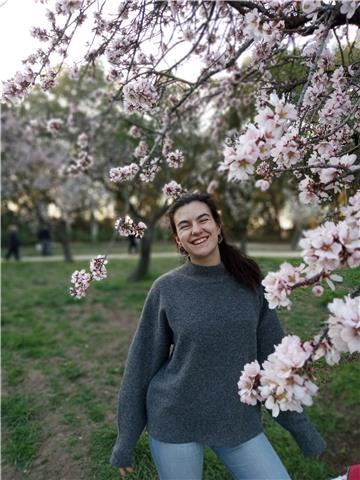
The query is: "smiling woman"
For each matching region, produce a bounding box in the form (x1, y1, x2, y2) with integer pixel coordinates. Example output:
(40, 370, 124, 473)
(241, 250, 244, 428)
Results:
(173, 203, 221, 267)
(167, 192, 263, 290)
(110, 191, 326, 479)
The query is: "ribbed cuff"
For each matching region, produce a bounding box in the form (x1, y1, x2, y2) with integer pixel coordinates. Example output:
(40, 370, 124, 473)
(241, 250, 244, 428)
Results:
(110, 448, 134, 468)
(290, 422, 327, 458)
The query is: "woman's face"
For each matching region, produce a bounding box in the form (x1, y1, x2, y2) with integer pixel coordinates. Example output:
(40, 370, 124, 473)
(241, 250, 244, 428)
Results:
(173, 201, 221, 263)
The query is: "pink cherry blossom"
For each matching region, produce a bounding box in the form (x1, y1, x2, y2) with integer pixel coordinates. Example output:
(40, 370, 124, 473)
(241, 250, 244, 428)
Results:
(268, 93, 297, 122)
(299, 220, 360, 273)
(270, 130, 301, 168)
(257, 356, 319, 417)
(340, 1, 358, 19)
(272, 335, 313, 371)
(106, 36, 134, 65)
(134, 140, 148, 159)
(123, 78, 158, 114)
(219, 142, 258, 182)
(115, 215, 147, 238)
(261, 262, 307, 309)
(90, 255, 108, 281)
(128, 125, 142, 139)
(55, 0, 82, 15)
(312, 334, 341, 366)
(298, 176, 329, 205)
(109, 163, 139, 183)
(255, 179, 270, 191)
(327, 296, 360, 355)
(312, 285, 324, 297)
(300, 0, 321, 17)
(77, 133, 88, 149)
(237, 360, 261, 406)
(243, 9, 261, 39)
(166, 150, 185, 169)
(139, 158, 161, 183)
(69, 269, 91, 299)
(76, 151, 93, 170)
(47, 118, 64, 134)
(341, 190, 360, 226)
(162, 181, 186, 199)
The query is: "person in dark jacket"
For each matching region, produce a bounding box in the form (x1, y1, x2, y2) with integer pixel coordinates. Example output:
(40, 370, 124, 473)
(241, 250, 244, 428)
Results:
(128, 233, 138, 254)
(5, 224, 20, 260)
(38, 224, 52, 256)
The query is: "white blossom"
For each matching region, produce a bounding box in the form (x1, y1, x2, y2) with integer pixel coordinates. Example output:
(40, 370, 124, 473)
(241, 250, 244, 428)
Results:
(166, 150, 185, 169)
(162, 180, 186, 199)
(327, 295, 360, 355)
(55, 0, 82, 15)
(109, 163, 139, 182)
(312, 334, 341, 366)
(340, 1, 358, 19)
(115, 215, 147, 238)
(47, 118, 64, 134)
(90, 255, 108, 281)
(237, 360, 261, 406)
(77, 133, 88, 149)
(70, 269, 91, 299)
(123, 78, 158, 114)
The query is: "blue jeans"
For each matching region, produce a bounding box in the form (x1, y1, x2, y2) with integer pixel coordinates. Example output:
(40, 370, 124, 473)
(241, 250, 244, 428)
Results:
(149, 432, 291, 480)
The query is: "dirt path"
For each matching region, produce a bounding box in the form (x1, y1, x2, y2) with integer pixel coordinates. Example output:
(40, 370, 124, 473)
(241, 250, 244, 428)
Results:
(2, 244, 303, 263)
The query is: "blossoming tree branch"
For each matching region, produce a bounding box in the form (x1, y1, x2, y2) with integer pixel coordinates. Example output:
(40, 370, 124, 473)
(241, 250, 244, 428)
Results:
(3, 0, 359, 418)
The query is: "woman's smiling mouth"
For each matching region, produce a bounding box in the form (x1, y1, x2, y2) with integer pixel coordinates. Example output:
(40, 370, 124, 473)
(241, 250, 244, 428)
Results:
(191, 236, 209, 246)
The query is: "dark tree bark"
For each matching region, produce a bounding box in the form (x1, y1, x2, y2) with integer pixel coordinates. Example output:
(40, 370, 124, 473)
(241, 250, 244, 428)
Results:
(127, 224, 154, 281)
(54, 219, 73, 262)
(127, 202, 169, 282)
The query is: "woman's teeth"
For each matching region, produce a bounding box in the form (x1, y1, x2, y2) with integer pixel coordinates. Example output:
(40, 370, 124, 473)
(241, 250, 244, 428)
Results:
(192, 237, 208, 245)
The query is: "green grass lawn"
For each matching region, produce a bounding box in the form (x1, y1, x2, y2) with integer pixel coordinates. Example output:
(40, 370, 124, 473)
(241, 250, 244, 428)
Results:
(2, 257, 359, 480)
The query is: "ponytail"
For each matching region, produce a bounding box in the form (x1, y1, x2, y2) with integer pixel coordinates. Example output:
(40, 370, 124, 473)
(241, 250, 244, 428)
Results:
(219, 240, 263, 291)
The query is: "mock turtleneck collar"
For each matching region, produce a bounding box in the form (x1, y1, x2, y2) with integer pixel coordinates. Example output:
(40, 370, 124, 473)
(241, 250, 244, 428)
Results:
(182, 259, 227, 278)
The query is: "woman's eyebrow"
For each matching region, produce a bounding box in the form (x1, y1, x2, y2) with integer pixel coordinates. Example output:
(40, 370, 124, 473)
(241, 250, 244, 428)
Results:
(177, 213, 210, 227)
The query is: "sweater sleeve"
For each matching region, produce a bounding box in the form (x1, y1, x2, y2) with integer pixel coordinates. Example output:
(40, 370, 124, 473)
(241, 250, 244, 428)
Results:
(110, 281, 173, 468)
(256, 286, 327, 459)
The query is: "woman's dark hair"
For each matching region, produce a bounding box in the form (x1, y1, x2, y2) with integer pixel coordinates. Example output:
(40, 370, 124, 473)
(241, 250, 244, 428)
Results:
(167, 192, 263, 291)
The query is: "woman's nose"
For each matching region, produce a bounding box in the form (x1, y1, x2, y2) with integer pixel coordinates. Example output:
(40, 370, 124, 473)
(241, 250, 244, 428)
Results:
(191, 222, 203, 235)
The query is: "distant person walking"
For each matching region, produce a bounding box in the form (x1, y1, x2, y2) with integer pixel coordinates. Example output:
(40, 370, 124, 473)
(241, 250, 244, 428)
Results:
(38, 224, 52, 256)
(128, 234, 138, 254)
(4, 224, 20, 261)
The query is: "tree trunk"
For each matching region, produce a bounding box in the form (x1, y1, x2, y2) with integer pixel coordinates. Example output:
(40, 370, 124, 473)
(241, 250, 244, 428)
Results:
(60, 237, 73, 262)
(291, 222, 304, 251)
(56, 219, 74, 262)
(127, 201, 169, 282)
(238, 227, 247, 254)
(127, 226, 154, 281)
(90, 210, 99, 243)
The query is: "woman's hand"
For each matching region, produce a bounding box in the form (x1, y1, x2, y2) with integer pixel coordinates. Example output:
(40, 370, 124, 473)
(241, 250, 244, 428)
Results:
(119, 466, 135, 477)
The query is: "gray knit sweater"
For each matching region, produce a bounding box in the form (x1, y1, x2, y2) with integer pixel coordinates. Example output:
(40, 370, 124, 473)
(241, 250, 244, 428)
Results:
(110, 260, 326, 468)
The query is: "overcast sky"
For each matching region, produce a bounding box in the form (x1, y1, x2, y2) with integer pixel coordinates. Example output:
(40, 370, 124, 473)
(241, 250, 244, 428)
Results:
(0, 0, 49, 81)
(0, 0, 203, 83)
